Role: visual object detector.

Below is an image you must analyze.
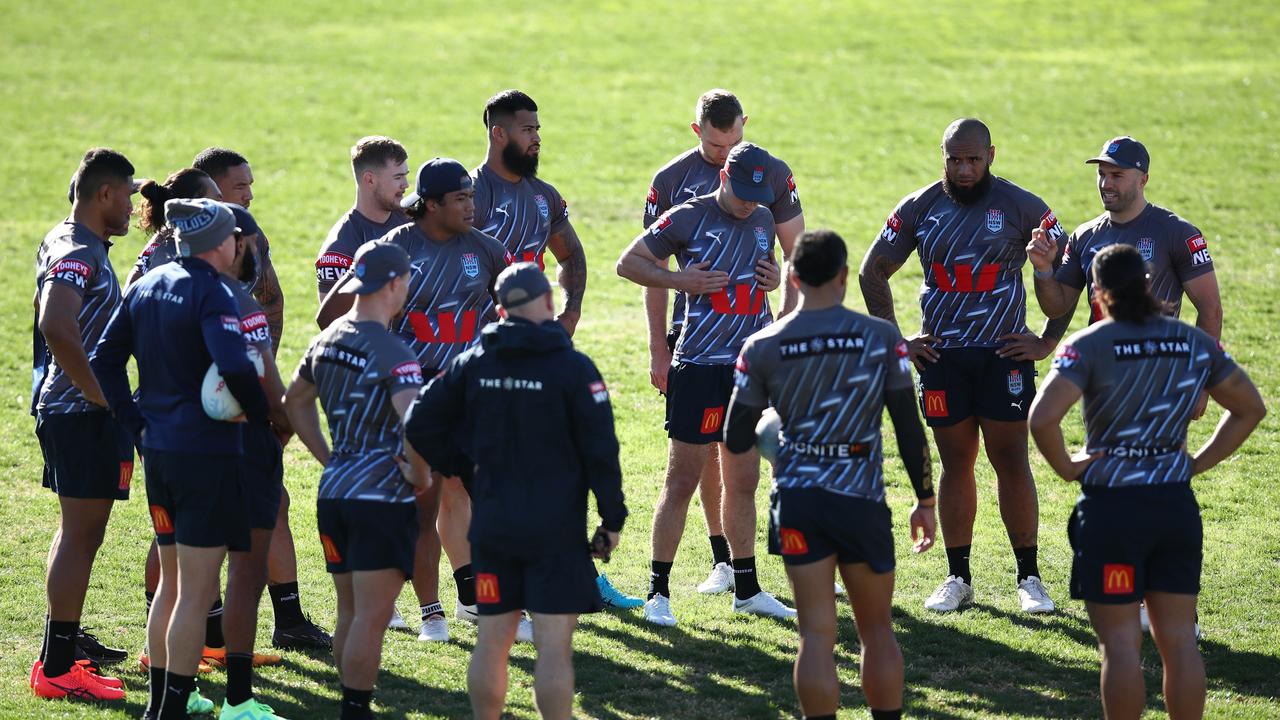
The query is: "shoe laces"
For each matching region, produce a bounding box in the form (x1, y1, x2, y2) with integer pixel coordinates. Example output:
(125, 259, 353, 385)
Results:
(1020, 576, 1048, 598)
(934, 577, 968, 601)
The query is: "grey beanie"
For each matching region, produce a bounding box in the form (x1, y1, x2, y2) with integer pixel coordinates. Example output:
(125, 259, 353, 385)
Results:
(165, 198, 237, 257)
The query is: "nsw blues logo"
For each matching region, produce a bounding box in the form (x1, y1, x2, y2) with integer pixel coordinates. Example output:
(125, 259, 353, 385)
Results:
(986, 208, 1004, 233)
(461, 252, 479, 278)
(533, 194, 550, 220)
(752, 166, 764, 183)
(1007, 369, 1024, 396)
(754, 226, 768, 251)
(1137, 237, 1154, 261)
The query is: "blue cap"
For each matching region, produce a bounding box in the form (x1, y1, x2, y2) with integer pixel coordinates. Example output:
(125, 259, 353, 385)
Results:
(1086, 136, 1150, 172)
(340, 240, 411, 295)
(724, 143, 774, 204)
(401, 158, 473, 208)
(495, 262, 552, 309)
(227, 203, 260, 237)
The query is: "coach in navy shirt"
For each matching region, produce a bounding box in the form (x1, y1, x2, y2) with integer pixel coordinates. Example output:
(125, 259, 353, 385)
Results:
(92, 198, 267, 719)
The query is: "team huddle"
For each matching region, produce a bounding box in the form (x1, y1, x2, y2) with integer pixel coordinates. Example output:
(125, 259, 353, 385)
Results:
(29, 87, 1266, 720)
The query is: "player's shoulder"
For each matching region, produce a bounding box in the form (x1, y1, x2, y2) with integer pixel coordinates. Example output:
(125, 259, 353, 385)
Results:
(527, 174, 562, 199)
(992, 176, 1050, 207)
(654, 147, 702, 179)
(467, 227, 509, 254)
(324, 207, 358, 237)
(1071, 211, 1110, 238)
(895, 180, 945, 214)
(767, 152, 795, 176)
(1145, 203, 1200, 238)
(42, 220, 98, 258)
(746, 204, 775, 227)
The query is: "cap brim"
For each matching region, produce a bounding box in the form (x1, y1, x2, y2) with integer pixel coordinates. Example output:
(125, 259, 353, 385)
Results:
(729, 178, 773, 204)
(400, 191, 421, 209)
(1085, 156, 1139, 170)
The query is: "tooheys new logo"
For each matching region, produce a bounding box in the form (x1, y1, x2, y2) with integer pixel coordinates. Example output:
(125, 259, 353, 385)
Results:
(645, 186, 659, 218)
(315, 251, 353, 284)
(49, 258, 92, 289)
(880, 212, 903, 245)
(1186, 234, 1211, 266)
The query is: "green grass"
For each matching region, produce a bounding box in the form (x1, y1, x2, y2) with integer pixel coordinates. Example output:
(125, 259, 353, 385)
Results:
(1, 0, 1278, 717)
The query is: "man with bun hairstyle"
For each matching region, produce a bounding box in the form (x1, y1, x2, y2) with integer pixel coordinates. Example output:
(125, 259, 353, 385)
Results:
(30, 147, 137, 702)
(404, 262, 627, 720)
(92, 198, 269, 719)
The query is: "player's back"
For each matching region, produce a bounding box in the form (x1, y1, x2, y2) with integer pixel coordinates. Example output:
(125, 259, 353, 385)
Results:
(739, 306, 910, 501)
(1052, 315, 1235, 488)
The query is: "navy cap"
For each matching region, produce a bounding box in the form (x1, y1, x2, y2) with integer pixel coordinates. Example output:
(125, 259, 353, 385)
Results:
(724, 143, 774, 204)
(495, 262, 552, 309)
(340, 240, 411, 295)
(401, 158, 473, 208)
(1086, 136, 1150, 172)
(227, 203, 260, 237)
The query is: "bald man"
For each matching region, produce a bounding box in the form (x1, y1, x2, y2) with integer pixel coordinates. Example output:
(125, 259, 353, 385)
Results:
(859, 118, 1069, 614)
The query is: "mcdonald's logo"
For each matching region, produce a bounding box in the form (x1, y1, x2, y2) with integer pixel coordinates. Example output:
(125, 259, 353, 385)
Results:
(700, 406, 725, 435)
(149, 505, 173, 535)
(476, 573, 501, 604)
(118, 461, 134, 491)
(320, 534, 343, 564)
(1103, 563, 1134, 595)
(709, 283, 767, 316)
(407, 310, 479, 344)
(779, 528, 809, 556)
(923, 390, 948, 418)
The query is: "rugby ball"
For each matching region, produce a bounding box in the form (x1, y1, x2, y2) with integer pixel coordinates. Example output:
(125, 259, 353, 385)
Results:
(756, 407, 782, 463)
(201, 346, 266, 421)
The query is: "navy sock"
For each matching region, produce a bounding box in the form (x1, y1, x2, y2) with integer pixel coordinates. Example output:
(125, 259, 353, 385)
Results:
(946, 545, 972, 585)
(1013, 545, 1040, 582)
(732, 557, 761, 600)
(708, 535, 731, 567)
(43, 619, 78, 677)
(204, 597, 225, 648)
(871, 709, 903, 720)
(648, 561, 673, 599)
(147, 665, 166, 717)
(805, 715, 837, 720)
(269, 582, 305, 627)
(453, 565, 476, 606)
(225, 652, 253, 706)
(341, 685, 374, 719)
(159, 671, 194, 719)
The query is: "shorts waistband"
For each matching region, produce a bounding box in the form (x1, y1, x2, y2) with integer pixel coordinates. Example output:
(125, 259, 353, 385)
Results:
(1099, 444, 1183, 459)
(1079, 482, 1192, 499)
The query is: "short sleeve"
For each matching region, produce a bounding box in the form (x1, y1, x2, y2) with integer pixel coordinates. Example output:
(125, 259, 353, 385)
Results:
(732, 340, 769, 408)
(547, 184, 570, 236)
(767, 157, 802, 224)
(297, 339, 319, 384)
(483, 233, 512, 270)
(1202, 333, 1237, 388)
(870, 194, 919, 265)
(642, 207, 688, 260)
(1169, 222, 1214, 284)
(1054, 228, 1088, 290)
(1049, 336, 1089, 389)
(372, 337, 424, 390)
(44, 247, 98, 296)
(643, 172, 666, 228)
(316, 221, 359, 294)
(884, 329, 913, 391)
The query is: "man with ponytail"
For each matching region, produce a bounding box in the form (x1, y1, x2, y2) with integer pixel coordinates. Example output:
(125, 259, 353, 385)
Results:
(127, 169, 222, 286)
(1030, 243, 1264, 720)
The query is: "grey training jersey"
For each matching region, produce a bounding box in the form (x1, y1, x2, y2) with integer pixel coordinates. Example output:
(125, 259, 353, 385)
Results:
(644, 195, 775, 365)
(471, 163, 569, 267)
(228, 278, 272, 356)
(732, 306, 913, 501)
(1050, 315, 1235, 488)
(299, 319, 424, 503)
(1056, 204, 1213, 322)
(316, 208, 409, 296)
(391, 227, 509, 372)
(136, 230, 270, 299)
(645, 147, 802, 331)
(872, 178, 1066, 348)
(33, 220, 123, 415)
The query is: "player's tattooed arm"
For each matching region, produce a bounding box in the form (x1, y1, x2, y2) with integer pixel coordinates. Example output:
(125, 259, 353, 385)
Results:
(547, 221, 587, 337)
(858, 245, 905, 329)
(255, 251, 285, 352)
(39, 284, 108, 407)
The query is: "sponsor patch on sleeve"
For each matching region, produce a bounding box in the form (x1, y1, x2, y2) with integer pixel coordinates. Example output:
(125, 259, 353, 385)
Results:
(48, 257, 93, 288)
(1040, 208, 1065, 241)
(1052, 343, 1080, 370)
(895, 339, 912, 373)
(589, 380, 609, 404)
(879, 212, 902, 245)
(1185, 234, 1212, 266)
(220, 315, 241, 333)
(786, 174, 799, 204)
(391, 361, 424, 385)
(316, 251, 354, 269)
(652, 214, 673, 234)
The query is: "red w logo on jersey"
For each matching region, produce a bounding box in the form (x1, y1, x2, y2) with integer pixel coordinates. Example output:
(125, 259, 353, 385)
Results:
(407, 311, 478, 344)
(710, 284, 766, 315)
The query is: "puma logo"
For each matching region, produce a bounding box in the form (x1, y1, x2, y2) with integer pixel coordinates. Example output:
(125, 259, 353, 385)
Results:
(1010, 401, 1024, 411)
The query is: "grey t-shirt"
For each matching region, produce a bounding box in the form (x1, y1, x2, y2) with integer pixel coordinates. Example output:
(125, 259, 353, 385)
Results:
(33, 220, 123, 415)
(299, 318, 424, 503)
(1056, 203, 1213, 321)
(871, 177, 1066, 348)
(471, 163, 569, 267)
(732, 306, 912, 501)
(645, 147, 801, 331)
(643, 195, 774, 364)
(1049, 315, 1235, 487)
(316, 208, 409, 296)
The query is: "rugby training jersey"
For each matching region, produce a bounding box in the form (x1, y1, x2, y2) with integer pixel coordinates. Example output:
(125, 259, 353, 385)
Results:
(1055, 203, 1213, 321)
(732, 306, 912, 501)
(471, 163, 569, 268)
(392, 227, 509, 372)
(228, 278, 273, 356)
(33, 220, 122, 415)
(316, 208, 408, 295)
(644, 146, 802, 331)
(299, 319, 424, 503)
(136, 230, 272, 298)
(644, 195, 775, 364)
(872, 178, 1066, 348)
(1050, 315, 1235, 488)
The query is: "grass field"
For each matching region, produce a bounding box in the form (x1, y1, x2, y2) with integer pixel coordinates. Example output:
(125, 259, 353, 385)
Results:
(2, 1, 1278, 717)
